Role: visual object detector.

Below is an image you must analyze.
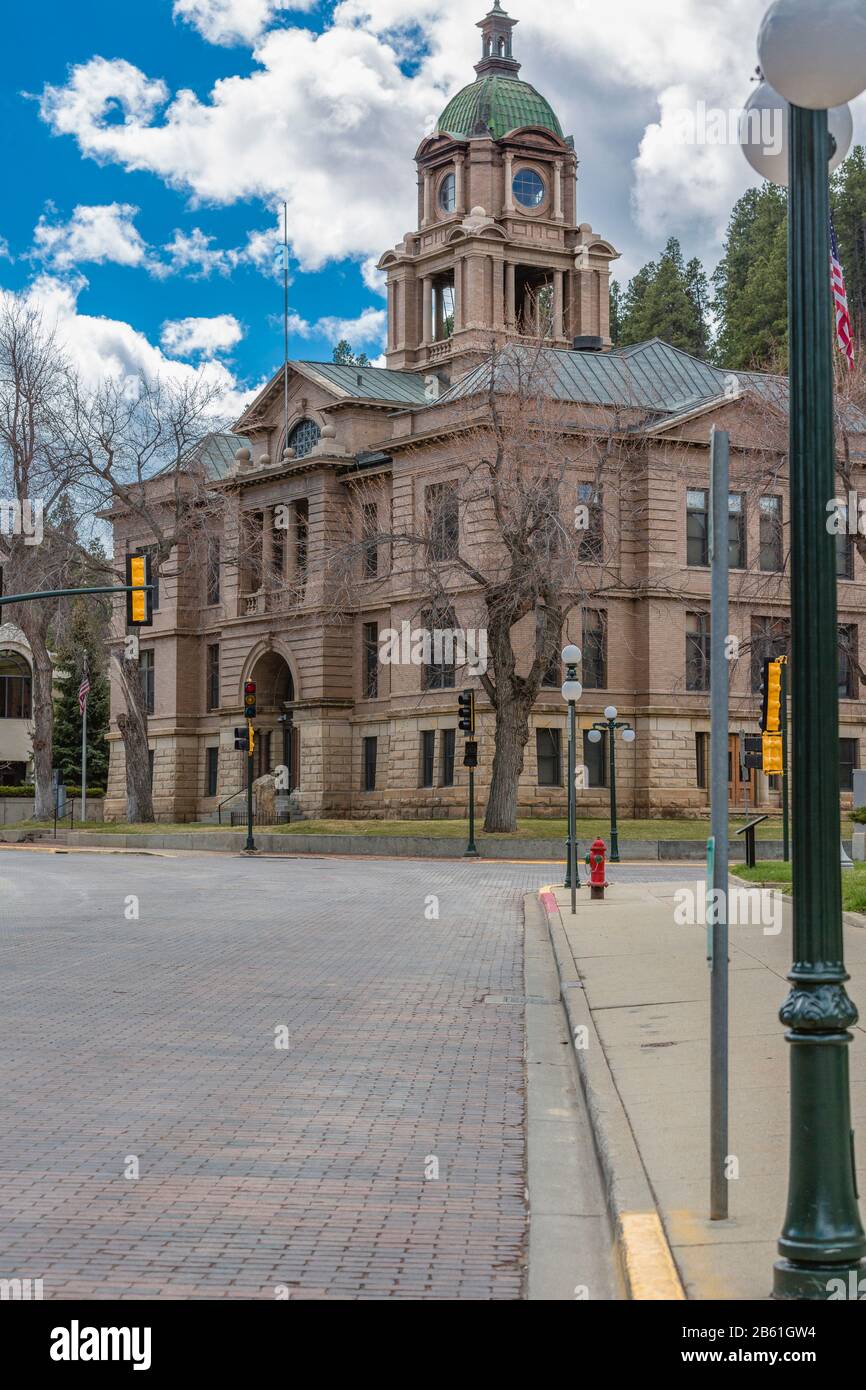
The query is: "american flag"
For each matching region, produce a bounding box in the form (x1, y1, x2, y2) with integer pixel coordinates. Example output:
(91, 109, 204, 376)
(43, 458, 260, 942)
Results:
(830, 215, 855, 371)
(78, 668, 91, 715)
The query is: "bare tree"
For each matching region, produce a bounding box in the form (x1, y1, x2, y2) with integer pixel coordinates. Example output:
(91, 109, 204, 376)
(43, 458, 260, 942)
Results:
(66, 373, 225, 822)
(0, 302, 86, 816)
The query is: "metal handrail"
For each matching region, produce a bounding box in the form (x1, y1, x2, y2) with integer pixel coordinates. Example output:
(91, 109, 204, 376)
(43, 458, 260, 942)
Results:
(53, 794, 75, 839)
(218, 787, 247, 825)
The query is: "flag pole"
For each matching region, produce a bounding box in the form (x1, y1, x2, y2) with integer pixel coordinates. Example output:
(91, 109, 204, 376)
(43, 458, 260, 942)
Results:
(80, 660, 88, 826)
(283, 200, 290, 453)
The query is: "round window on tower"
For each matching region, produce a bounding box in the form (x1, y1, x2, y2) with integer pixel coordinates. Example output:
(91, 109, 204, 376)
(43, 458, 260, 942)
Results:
(439, 172, 456, 215)
(512, 168, 546, 209)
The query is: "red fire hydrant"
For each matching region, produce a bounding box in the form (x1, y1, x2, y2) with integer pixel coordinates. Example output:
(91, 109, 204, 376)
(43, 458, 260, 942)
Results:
(586, 838, 609, 901)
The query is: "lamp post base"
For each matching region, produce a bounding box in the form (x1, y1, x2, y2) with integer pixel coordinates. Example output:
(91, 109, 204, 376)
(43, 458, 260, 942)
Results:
(773, 1258, 866, 1301)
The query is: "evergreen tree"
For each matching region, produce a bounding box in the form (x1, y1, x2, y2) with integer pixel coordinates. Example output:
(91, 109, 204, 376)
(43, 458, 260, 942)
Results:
(712, 184, 788, 369)
(332, 340, 370, 367)
(50, 543, 112, 792)
(831, 145, 866, 344)
(617, 238, 710, 357)
(609, 279, 623, 346)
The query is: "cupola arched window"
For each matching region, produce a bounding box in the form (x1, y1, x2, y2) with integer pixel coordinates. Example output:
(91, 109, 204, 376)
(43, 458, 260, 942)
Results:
(288, 419, 321, 459)
(0, 651, 32, 719)
(439, 172, 456, 214)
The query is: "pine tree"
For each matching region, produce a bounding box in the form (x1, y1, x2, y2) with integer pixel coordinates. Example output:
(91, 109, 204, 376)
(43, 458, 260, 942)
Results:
(332, 340, 370, 367)
(52, 656, 109, 791)
(609, 279, 623, 346)
(617, 239, 710, 357)
(712, 184, 788, 370)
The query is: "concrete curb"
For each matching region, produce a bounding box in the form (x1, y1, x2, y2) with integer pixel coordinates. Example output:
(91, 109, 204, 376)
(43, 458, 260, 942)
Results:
(538, 887, 686, 1302)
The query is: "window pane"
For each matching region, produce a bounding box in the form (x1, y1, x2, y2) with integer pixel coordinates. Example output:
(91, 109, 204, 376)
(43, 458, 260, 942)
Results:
(363, 623, 379, 699)
(687, 491, 708, 567)
(420, 731, 435, 788)
(840, 738, 859, 791)
(760, 496, 783, 573)
(728, 493, 746, 569)
(441, 728, 456, 787)
(363, 737, 377, 792)
(288, 419, 320, 459)
(513, 169, 545, 208)
(583, 730, 607, 787)
(686, 612, 711, 692)
(582, 610, 607, 689)
(536, 729, 562, 787)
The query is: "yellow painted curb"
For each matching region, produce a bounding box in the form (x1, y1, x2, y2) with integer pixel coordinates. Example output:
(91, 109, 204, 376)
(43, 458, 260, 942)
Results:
(621, 1213, 686, 1300)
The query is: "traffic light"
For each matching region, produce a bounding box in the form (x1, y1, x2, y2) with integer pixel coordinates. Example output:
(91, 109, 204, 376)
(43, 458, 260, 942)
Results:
(244, 680, 257, 721)
(742, 734, 764, 771)
(762, 733, 783, 776)
(760, 659, 783, 735)
(463, 741, 479, 769)
(458, 689, 476, 735)
(234, 726, 255, 754)
(126, 553, 153, 628)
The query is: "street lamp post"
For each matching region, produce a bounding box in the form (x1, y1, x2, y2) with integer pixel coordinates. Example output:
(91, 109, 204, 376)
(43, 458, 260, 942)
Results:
(587, 707, 636, 865)
(746, 0, 866, 1299)
(561, 646, 583, 914)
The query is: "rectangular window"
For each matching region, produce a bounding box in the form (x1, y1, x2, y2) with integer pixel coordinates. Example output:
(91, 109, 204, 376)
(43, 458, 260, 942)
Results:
(839, 625, 858, 700)
(695, 732, 710, 790)
(542, 650, 561, 688)
(759, 496, 783, 573)
(206, 644, 220, 712)
(295, 500, 309, 579)
(148, 749, 154, 787)
(363, 736, 378, 792)
(837, 514, 855, 580)
(686, 612, 711, 692)
(242, 513, 263, 594)
(441, 728, 456, 787)
(582, 609, 607, 690)
(687, 489, 709, 567)
(423, 612, 457, 691)
(140, 648, 155, 716)
(728, 493, 746, 570)
(205, 746, 219, 797)
(363, 622, 379, 699)
(206, 535, 221, 605)
(840, 738, 859, 792)
(751, 616, 790, 691)
(577, 482, 604, 563)
(426, 482, 459, 562)
(583, 730, 607, 788)
(362, 502, 379, 579)
(420, 731, 435, 788)
(536, 728, 563, 787)
(272, 517, 285, 585)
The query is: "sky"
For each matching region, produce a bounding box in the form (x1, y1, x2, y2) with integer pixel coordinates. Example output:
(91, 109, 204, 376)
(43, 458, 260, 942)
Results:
(3, 0, 865, 419)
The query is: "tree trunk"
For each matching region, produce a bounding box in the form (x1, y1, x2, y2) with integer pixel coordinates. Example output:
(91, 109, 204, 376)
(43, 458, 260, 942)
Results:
(24, 622, 55, 819)
(116, 655, 155, 823)
(483, 697, 531, 833)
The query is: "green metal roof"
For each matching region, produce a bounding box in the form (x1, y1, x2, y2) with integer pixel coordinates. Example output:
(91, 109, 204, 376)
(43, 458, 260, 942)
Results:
(436, 76, 563, 141)
(292, 361, 430, 405)
(191, 432, 252, 480)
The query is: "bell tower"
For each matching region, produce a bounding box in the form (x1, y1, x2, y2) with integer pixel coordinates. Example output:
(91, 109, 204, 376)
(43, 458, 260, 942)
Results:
(377, 3, 620, 381)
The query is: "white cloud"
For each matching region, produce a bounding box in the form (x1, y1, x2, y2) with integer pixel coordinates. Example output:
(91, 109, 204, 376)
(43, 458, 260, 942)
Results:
(0, 238, 12, 262)
(38, 0, 866, 282)
(32, 203, 149, 271)
(158, 227, 238, 278)
(173, 0, 316, 48)
(161, 312, 244, 357)
(289, 306, 386, 348)
(0, 273, 259, 418)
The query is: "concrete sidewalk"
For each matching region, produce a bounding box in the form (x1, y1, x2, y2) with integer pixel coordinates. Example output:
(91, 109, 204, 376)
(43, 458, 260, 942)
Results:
(541, 876, 866, 1300)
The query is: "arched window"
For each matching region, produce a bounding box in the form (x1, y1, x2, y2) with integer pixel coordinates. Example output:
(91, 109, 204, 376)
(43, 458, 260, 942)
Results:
(439, 172, 456, 214)
(498, 36, 507, 56)
(288, 419, 321, 459)
(0, 651, 31, 719)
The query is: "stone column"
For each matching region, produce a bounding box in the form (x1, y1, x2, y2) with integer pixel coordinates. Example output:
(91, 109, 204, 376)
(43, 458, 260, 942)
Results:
(422, 169, 432, 227)
(455, 155, 465, 216)
(505, 262, 516, 330)
(492, 258, 505, 331)
(422, 276, 433, 345)
(554, 160, 564, 221)
(553, 270, 565, 341)
(454, 258, 464, 332)
(504, 152, 515, 214)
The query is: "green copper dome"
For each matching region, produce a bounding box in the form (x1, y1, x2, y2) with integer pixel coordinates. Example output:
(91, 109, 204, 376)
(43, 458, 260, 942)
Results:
(436, 75, 563, 142)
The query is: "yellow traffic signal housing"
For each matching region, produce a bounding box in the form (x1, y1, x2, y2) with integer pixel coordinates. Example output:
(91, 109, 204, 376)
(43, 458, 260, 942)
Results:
(761, 659, 783, 735)
(762, 733, 784, 775)
(248, 723, 255, 755)
(126, 553, 153, 628)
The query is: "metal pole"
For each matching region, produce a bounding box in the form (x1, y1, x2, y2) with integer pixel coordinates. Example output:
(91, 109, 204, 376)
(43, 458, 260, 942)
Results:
(0, 583, 152, 607)
(283, 200, 290, 454)
(569, 698, 578, 915)
(608, 721, 620, 863)
(781, 659, 790, 863)
(466, 767, 479, 857)
(80, 667, 88, 827)
(245, 724, 256, 854)
(775, 104, 865, 1298)
(710, 425, 730, 1222)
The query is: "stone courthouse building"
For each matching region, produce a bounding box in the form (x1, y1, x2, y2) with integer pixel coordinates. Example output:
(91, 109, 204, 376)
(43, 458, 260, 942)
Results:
(106, 2, 866, 823)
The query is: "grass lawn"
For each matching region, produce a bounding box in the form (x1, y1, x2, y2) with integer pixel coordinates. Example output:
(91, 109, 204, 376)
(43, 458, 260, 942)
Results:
(735, 861, 866, 914)
(16, 814, 834, 842)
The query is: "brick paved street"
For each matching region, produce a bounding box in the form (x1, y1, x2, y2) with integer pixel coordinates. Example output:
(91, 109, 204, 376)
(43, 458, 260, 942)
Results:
(0, 850, 677, 1299)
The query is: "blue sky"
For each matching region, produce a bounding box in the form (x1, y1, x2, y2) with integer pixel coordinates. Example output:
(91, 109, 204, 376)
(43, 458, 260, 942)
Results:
(3, 0, 856, 416)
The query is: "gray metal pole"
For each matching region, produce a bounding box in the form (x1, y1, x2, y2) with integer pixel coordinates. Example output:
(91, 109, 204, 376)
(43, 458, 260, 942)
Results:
(80, 669, 88, 827)
(710, 426, 730, 1221)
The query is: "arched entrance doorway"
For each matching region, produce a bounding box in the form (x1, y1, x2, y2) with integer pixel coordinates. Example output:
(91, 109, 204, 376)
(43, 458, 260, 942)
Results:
(248, 651, 298, 789)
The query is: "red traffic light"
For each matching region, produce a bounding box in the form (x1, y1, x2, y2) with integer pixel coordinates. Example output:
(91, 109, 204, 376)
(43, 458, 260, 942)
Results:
(243, 680, 257, 719)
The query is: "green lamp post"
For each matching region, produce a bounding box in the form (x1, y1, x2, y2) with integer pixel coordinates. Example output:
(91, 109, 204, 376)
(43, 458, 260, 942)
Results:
(561, 645, 583, 911)
(587, 707, 635, 865)
(744, 0, 866, 1299)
